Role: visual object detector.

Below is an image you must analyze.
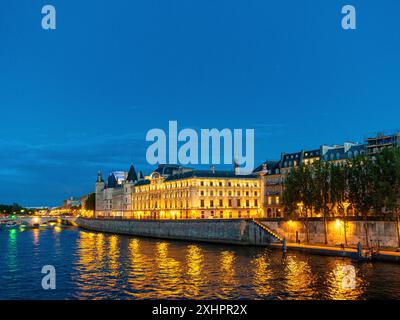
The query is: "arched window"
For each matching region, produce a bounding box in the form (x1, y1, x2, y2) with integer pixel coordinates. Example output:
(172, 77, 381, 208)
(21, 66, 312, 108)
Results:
(348, 151, 353, 158)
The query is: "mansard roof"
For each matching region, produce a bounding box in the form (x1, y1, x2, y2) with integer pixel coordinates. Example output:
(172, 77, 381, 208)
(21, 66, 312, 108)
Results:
(323, 144, 366, 161)
(134, 179, 150, 186)
(253, 160, 280, 173)
(153, 164, 182, 176)
(163, 170, 258, 182)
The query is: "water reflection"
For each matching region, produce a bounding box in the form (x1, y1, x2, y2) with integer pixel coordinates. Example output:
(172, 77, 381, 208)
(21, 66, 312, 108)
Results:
(283, 255, 317, 299)
(251, 253, 273, 298)
(7, 229, 17, 273)
(325, 260, 366, 300)
(1, 227, 400, 300)
(219, 251, 239, 298)
(154, 242, 182, 298)
(186, 245, 204, 297)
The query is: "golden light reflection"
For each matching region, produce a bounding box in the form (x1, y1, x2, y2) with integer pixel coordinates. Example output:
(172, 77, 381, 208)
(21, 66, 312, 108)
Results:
(326, 261, 365, 300)
(219, 251, 239, 296)
(126, 238, 151, 297)
(95, 233, 105, 261)
(186, 245, 204, 297)
(128, 239, 142, 270)
(77, 231, 98, 273)
(32, 228, 39, 246)
(251, 254, 273, 297)
(108, 235, 120, 273)
(284, 255, 316, 299)
(154, 242, 182, 298)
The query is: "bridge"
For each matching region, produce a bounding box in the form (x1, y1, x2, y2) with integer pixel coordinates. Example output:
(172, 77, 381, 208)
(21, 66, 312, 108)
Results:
(0, 215, 78, 226)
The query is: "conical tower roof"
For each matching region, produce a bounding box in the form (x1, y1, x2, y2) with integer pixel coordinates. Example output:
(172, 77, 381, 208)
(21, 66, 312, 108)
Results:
(107, 173, 117, 188)
(138, 171, 144, 180)
(127, 164, 138, 182)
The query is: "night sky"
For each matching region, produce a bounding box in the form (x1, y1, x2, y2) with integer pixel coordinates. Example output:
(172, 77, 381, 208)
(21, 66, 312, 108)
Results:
(1, 0, 399, 206)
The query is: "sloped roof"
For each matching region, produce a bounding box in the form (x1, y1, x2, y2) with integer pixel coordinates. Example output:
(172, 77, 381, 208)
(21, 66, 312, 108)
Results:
(107, 173, 117, 188)
(253, 160, 280, 173)
(127, 165, 138, 182)
(163, 170, 258, 182)
(323, 144, 366, 161)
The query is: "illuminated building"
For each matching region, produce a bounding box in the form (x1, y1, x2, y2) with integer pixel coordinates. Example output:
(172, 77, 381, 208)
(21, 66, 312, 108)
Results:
(365, 131, 400, 155)
(253, 161, 283, 218)
(95, 164, 263, 219)
(254, 149, 320, 218)
(320, 142, 366, 164)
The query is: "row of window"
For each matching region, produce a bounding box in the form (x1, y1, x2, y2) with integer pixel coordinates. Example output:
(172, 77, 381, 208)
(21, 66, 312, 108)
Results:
(323, 150, 365, 161)
(132, 190, 259, 201)
(199, 190, 257, 196)
(135, 181, 259, 192)
(200, 199, 258, 208)
(130, 198, 260, 210)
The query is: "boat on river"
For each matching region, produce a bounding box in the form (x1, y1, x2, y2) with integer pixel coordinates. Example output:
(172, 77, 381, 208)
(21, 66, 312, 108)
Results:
(5, 221, 20, 228)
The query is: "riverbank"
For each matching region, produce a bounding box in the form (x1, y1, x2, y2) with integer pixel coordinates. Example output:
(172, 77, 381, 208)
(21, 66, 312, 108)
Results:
(77, 217, 400, 263)
(76, 217, 281, 246)
(268, 242, 400, 263)
(260, 218, 400, 248)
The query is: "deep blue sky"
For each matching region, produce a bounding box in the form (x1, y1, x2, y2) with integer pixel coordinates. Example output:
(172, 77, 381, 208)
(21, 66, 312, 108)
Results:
(0, 0, 399, 206)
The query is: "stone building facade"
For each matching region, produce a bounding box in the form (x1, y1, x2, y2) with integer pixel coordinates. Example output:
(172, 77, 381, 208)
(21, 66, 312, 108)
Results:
(95, 164, 263, 219)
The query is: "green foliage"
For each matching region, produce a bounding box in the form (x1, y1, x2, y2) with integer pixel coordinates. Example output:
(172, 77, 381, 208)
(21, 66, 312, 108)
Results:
(282, 147, 400, 220)
(85, 193, 96, 211)
(0, 203, 34, 215)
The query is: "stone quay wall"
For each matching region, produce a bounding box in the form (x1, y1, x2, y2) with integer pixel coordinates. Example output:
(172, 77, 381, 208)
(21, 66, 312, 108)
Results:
(76, 218, 278, 246)
(261, 219, 400, 248)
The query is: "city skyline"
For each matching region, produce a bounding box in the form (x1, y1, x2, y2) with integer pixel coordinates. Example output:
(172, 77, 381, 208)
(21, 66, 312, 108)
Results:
(1, 0, 400, 206)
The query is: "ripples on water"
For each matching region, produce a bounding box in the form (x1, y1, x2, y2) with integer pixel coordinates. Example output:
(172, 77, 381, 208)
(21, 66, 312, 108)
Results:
(0, 227, 399, 300)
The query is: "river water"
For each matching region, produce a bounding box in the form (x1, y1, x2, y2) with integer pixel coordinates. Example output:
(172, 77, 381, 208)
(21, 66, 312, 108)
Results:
(1, 225, 400, 300)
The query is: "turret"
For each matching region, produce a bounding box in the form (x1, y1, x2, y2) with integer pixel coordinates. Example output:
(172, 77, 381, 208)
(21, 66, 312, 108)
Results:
(126, 164, 138, 182)
(95, 170, 106, 218)
(107, 173, 117, 188)
(96, 170, 105, 192)
(97, 170, 103, 183)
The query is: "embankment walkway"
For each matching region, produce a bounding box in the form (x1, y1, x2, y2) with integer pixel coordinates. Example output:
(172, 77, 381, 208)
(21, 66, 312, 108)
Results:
(268, 242, 400, 263)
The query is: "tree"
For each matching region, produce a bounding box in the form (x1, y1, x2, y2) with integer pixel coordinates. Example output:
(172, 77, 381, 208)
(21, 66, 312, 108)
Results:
(85, 193, 96, 211)
(283, 164, 315, 243)
(329, 163, 348, 245)
(373, 148, 400, 247)
(312, 161, 330, 244)
(347, 155, 375, 246)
